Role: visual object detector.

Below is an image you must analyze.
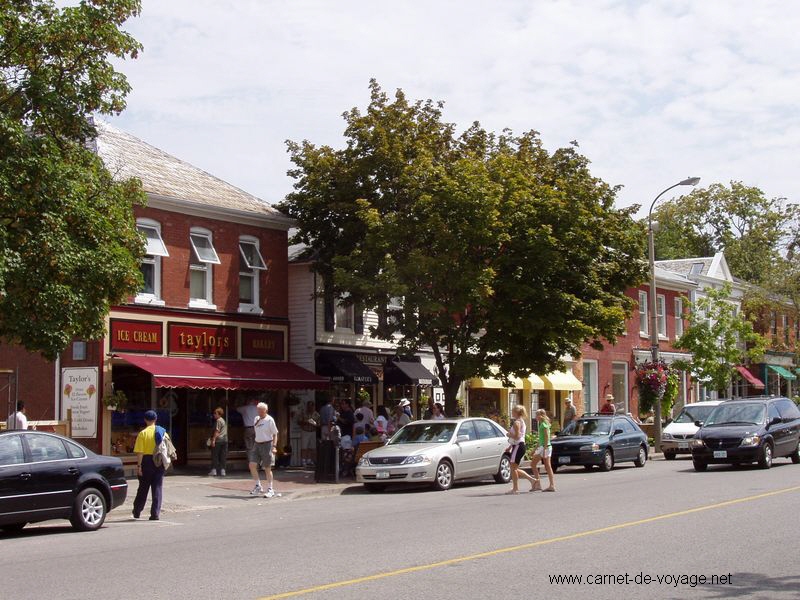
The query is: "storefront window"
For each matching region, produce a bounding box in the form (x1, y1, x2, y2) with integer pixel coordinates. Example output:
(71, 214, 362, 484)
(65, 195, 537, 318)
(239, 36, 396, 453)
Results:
(110, 365, 155, 456)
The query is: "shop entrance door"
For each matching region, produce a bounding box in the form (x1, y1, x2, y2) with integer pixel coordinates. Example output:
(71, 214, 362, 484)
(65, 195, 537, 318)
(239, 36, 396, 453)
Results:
(158, 389, 187, 467)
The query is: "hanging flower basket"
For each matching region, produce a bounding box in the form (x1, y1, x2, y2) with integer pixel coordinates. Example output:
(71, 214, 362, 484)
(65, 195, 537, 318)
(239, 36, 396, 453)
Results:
(635, 361, 668, 415)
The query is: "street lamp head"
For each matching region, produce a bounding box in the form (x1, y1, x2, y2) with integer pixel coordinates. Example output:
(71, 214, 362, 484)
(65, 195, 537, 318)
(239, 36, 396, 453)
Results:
(679, 177, 701, 186)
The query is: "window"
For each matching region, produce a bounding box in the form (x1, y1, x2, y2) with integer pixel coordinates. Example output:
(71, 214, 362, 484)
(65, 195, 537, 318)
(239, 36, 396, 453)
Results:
(783, 314, 790, 344)
(657, 295, 666, 338)
(638, 291, 648, 336)
(457, 421, 477, 441)
(26, 434, 68, 462)
(768, 403, 781, 424)
(136, 219, 168, 303)
(238, 237, 267, 312)
(335, 296, 354, 330)
(674, 297, 684, 339)
(64, 439, 87, 459)
(612, 362, 628, 412)
(189, 228, 218, 308)
(474, 419, 503, 439)
(615, 418, 635, 433)
(777, 400, 800, 421)
(582, 360, 598, 413)
(0, 434, 24, 466)
(770, 311, 778, 337)
(795, 318, 800, 344)
(690, 262, 704, 276)
(72, 341, 87, 361)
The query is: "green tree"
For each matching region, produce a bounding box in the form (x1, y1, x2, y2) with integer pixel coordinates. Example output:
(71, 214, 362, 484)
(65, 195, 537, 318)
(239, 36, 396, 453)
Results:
(652, 181, 793, 284)
(674, 284, 766, 395)
(281, 81, 648, 413)
(0, 0, 145, 358)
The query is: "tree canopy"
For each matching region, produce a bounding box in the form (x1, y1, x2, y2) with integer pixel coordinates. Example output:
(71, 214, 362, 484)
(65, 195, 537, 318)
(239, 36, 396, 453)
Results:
(281, 81, 648, 410)
(0, 0, 145, 359)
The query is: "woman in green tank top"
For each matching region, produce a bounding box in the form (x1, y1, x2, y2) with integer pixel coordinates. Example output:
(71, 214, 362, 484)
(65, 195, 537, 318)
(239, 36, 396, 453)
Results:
(530, 408, 556, 492)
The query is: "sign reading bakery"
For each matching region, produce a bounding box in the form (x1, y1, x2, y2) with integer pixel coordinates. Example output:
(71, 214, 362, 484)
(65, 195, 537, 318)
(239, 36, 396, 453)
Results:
(109, 319, 163, 354)
(168, 323, 237, 358)
(241, 328, 285, 360)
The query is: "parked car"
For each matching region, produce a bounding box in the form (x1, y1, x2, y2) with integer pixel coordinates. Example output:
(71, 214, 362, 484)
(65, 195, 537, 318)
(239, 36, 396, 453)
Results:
(661, 401, 723, 459)
(0, 430, 128, 533)
(551, 414, 648, 472)
(691, 397, 800, 471)
(355, 418, 512, 492)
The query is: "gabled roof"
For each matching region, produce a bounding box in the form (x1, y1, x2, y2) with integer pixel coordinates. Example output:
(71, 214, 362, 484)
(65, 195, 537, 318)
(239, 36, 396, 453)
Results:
(94, 120, 290, 225)
(656, 252, 733, 282)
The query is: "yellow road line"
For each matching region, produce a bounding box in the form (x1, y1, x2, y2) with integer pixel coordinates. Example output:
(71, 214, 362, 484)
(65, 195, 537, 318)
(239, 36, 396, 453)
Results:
(258, 484, 800, 600)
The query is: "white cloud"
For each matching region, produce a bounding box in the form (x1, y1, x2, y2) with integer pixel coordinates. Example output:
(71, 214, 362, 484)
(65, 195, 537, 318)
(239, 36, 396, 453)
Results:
(109, 0, 800, 212)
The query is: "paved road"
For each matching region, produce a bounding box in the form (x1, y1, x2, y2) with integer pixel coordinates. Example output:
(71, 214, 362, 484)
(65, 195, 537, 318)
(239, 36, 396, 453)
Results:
(3, 456, 800, 600)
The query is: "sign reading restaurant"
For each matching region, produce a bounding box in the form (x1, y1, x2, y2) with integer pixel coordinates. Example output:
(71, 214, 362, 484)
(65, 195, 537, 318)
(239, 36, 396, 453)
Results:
(168, 322, 237, 358)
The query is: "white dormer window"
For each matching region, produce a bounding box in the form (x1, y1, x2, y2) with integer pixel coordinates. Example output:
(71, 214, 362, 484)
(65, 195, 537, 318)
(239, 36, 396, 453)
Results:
(238, 237, 267, 314)
(135, 218, 167, 306)
(189, 227, 217, 310)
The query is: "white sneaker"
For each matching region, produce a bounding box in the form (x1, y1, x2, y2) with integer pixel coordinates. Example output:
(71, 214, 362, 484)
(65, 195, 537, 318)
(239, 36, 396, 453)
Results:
(220, 469, 226, 477)
(250, 484, 263, 495)
(209, 470, 217, 476)
(264, 488, 275, 498)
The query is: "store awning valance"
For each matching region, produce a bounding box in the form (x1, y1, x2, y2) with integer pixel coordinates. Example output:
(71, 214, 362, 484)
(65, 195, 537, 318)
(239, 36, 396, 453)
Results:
(541, 370, 582, 391)
(316, 351, 378, 385)
(736, 366, 765, 389)
(468, 375, 545, 390)
(384, 359, 439, 386)
(116, 354, 329, 390)
(767, 364, 797, 380)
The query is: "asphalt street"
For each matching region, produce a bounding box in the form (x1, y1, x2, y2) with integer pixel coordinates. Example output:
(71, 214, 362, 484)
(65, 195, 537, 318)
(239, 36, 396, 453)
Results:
(3, 456, 800, 600)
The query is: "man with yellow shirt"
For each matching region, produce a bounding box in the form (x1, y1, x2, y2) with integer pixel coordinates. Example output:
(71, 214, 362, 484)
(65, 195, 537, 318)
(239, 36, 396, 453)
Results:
(132, 410, 166, 521)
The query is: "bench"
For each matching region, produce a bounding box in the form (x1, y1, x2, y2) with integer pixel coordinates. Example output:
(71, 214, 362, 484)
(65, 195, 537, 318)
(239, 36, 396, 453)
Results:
(354, 440, 385, 464)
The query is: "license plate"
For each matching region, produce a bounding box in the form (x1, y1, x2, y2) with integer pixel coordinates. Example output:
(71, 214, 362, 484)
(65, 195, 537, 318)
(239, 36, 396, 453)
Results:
(558, 456, 571, 464)
(375, 471, 390, 479)
(713, 450, 727, 459)
(678, 442, 689, 449)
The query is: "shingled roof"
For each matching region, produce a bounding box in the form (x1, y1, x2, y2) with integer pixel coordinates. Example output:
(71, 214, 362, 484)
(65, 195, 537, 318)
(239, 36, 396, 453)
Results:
(94, 120, 289, 224)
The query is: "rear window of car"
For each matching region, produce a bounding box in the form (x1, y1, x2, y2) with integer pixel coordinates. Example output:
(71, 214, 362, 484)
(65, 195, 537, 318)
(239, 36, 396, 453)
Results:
(64, 439, 87, 459)
(474, 420, 504, 439)
(0, 435, 25, 466)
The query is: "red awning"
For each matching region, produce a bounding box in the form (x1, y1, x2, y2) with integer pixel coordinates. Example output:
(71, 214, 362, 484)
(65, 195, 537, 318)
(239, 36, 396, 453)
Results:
(736, 366, 765, 389)
(116, 354, 329, 391)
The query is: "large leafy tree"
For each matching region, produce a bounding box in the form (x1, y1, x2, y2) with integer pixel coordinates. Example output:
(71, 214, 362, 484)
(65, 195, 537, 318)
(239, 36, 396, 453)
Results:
(0, 0, 145, 358)
(281, 81, 647, 412)
(651, 181, 794, 284)
(674, 285, 766, 395)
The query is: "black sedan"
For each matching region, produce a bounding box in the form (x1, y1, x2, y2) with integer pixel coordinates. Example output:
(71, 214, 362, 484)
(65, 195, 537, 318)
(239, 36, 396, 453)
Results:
(0, 430, 127, 533)
(551, 414, 649, 472)
(691, 397, 800, 471)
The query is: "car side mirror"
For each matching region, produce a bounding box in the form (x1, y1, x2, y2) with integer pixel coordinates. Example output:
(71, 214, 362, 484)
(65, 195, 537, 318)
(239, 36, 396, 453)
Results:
(769, 416, 782, 427)
(694, 420, 703, 428)
(613, 428, 623, 436)
(456, 435, 470, 443)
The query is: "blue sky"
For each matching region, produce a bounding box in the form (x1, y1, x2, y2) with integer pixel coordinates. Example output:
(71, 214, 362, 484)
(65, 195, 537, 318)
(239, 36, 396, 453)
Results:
(109, 0, 800, 212)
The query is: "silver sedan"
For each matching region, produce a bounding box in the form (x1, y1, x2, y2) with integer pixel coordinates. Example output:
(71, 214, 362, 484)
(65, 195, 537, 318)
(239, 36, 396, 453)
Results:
(356, 418, 513, 492)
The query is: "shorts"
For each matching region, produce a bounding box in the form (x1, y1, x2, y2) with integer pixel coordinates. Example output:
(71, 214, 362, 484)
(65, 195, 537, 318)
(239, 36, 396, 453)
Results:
(510, 443, 526, 464)
(244, 427, 256, 456)
(251, 442, 275, 467)
(534, 445, 552, 459)
(300, 430, 317, 451)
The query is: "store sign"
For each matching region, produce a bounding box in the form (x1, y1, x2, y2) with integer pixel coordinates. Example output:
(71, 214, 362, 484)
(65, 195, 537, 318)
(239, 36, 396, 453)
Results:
(61, 367, 98, 438)
(168, 323, 237, 358)
(241, 329, 285, 360)
(109, 319, 163, 354)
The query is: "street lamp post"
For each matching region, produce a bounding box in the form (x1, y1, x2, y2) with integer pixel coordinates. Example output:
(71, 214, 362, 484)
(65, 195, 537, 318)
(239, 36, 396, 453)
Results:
(648, 177, 700, 452)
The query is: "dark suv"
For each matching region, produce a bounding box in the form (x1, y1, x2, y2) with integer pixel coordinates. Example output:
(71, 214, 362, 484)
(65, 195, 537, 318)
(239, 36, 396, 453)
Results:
(691, 397, 800, 471)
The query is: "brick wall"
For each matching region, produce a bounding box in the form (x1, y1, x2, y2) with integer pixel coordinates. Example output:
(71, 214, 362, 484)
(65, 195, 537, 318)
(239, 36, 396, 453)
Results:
(0, 345, 55, 422)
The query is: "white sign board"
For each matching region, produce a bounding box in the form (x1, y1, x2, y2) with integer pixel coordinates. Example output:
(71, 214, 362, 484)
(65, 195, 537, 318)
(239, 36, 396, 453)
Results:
(61, 367, 98, 438)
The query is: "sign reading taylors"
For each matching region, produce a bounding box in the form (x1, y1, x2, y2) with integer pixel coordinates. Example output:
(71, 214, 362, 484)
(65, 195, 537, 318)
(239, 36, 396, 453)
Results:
(61, 367, 98, 438)
(241, 328, 285, 360)
(109, 319, 163, 354)
(168, 323, 237, 358)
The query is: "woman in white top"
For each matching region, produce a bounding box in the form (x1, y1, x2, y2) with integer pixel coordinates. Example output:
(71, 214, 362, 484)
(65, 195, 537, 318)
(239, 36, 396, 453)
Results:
(431, 402, 446, 420)
(506, 405, 537, 494)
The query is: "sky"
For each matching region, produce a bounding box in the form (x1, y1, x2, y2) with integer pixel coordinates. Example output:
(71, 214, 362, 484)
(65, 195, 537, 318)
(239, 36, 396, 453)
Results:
(108, 0, 800, 213)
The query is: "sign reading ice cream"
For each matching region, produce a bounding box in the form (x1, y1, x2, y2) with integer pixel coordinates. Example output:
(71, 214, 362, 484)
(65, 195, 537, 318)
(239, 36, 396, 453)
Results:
(61, 367, 99, 438)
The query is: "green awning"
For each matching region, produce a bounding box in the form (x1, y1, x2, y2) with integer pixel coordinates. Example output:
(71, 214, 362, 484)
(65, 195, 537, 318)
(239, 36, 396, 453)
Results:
(767, 364, 797, 380)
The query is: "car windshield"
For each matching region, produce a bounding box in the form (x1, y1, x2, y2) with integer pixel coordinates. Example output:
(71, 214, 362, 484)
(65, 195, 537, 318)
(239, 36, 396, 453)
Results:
(562, 418, 611, 436)
(705, 403, 766, 426)
(673, 405, 717, 424)
(389, 422, 456, 444)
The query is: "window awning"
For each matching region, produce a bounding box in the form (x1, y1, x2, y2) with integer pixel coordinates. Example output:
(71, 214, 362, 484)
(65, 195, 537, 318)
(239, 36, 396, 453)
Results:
(468, 375, 545, 390)
(116, 354, 329, 390)
(315, 351, 378, 385)
(541, 370, 582, 391)
(767, 364, 797, 381)
(735, 366, 765, 389)
(384, 359, 439, 386)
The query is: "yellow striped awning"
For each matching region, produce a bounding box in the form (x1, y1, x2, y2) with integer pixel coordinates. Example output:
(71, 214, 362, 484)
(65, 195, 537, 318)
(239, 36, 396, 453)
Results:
(541, 370, 582, 391)
(468, 374, 545, 390)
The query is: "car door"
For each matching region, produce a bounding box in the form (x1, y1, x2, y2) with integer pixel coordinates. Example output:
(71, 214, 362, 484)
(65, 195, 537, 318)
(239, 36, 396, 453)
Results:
(473, 419, 508, 474)
(777, 400, 800, 456)
(453, 421, 483, 478)
(22, 433, 80, 513)
(0, 433, 32, 524)
(766, 403, 788, 456)
(610, 418, 635, 460)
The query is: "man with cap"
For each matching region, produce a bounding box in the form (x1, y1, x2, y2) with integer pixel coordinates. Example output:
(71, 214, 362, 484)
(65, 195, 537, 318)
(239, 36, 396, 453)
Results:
(132, 410, 166, 521)
(563, 396, 577, 429)
(600, 394, 616, 415)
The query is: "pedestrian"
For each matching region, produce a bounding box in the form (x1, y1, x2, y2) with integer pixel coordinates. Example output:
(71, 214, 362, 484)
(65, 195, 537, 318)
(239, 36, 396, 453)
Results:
(530, 408, 556, 492)
(132, 410, 166, 520)
(338, 399, 355, 437)
(563, 397, 577, 430)
(600, 394, 616, 415)
(209, 407, 228, 477)
(7, 401, 28, 430)
(431, 402, 446, 420)
(249, 402, 279, 498)
(298, 400, 320, 467)
(355, 398, 374, 426)
(422, 396, 435, 419)
(319, 395, 335, 440)
(237, 397, 259, 466)
(505, 405, 537, 494)
(394, 399, 411, 429)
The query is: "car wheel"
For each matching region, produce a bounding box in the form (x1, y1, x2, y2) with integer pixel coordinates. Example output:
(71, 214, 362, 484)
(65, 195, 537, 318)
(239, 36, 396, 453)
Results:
(1, 522, 26, 534)
(663, 450, 676, 461)
(599, 449, 614, 472)
(791, 443, 800, 464)
(693, 460, 707, 472)
(494, 455, 512, 484)
(70, 487, 107, 531)
(432, 460, 453, 491)
(757, 443, 773, 470)
(633, 445, 647, 468)
(583, 465, 594, 471)
(364, 483, 386, 493)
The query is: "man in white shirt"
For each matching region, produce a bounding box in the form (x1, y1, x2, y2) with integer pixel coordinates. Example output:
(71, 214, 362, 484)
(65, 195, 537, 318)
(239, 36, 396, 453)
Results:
(250, 402, 279, 498)
(7, 401, 28, 430)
